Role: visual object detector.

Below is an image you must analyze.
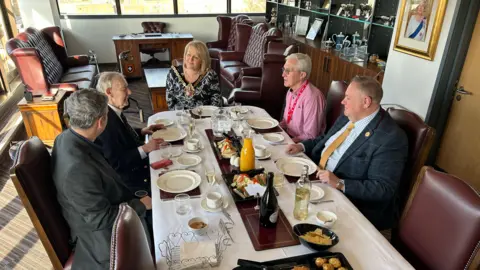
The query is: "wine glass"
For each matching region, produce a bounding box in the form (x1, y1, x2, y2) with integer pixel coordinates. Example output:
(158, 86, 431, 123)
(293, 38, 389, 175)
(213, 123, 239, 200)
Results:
(204, 162, 216, 185)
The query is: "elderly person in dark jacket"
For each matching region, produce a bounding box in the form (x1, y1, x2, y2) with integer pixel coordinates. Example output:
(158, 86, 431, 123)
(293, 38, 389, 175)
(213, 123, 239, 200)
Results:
(286, 76, 408, 230)
(51, 89, 152, 269)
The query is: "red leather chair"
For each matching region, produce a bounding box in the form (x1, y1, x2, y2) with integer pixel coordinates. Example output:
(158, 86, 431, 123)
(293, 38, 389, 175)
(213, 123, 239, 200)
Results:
(10, 137, 74, 270)
(140, 22, 167, 66)
(206, 15, 253, 59)
(228, 43, 298, 120)
(219, 23, 282, 94)
(387, 108, 435, 216)
(392, 166, 480, 270)
(110, 203, 155, 270)
(6, 27, 97, 96)
(325, 81, 347, 132)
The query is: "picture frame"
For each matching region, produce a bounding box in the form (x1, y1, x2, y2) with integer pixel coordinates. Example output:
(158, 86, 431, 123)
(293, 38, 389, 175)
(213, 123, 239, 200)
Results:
(295, 15, 310, 36)
(393, 0, 448, 60)
(306, 19, 324, 40)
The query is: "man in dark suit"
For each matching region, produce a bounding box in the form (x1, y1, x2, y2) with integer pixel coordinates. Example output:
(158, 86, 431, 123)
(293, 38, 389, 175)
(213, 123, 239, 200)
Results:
(52, 89, 152, 269)
(95, 72, 164, 196)
(287, 76, 408, 230)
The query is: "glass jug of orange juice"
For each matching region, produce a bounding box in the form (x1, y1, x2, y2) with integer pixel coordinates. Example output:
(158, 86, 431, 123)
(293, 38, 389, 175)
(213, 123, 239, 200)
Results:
(240, 136, 255, 172)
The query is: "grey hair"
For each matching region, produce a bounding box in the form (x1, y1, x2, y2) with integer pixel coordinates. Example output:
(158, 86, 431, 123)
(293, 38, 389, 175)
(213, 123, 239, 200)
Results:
(285, 53, 312, 79)
(96, 71, 126, 93)
(65, 89, 108, 129)
(351, 76, 384, 104)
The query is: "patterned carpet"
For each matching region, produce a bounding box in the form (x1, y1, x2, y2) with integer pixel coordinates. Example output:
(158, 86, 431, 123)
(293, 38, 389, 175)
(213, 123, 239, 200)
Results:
(0, 64, 152, 269)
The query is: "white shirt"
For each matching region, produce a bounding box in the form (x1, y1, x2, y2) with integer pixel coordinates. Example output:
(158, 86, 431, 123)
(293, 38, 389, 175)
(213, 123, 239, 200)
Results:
(108, 104, 147, 159)
(321, 108, 380, 171)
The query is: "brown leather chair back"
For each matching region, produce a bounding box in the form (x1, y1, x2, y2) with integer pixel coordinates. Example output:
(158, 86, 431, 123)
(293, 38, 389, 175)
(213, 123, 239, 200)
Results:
(325, 81, 347, 132)
(10, 137, 72, 270)
(141, 22, 166, 33)
(110, 203, 154, 270)
(227, 15, 252, 50)
(387, 107, 435, 214)
(395, 166, 480, 270)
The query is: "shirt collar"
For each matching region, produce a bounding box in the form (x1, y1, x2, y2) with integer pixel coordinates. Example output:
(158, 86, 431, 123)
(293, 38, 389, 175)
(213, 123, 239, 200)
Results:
(289, 80, 309, 96)
(351, 108, 380, 132)
(69, 128, 103, 154)
(108, 104, 123, 120)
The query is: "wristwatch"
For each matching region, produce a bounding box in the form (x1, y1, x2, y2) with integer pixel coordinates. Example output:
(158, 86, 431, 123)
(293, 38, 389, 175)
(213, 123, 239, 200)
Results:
(336, 179, 345, 192)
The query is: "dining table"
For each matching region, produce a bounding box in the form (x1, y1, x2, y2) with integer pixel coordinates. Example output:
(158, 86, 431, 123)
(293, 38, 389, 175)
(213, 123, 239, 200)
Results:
(148, 106, 414, 270)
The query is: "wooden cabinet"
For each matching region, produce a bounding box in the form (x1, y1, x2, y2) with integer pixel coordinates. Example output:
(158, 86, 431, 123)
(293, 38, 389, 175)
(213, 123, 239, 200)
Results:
(150, 87, 168, 113)
(18, 91, 68, 147)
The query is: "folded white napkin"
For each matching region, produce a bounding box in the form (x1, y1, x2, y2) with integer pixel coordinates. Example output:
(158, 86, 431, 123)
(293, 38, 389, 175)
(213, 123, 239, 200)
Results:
(179, 241, 217, 269)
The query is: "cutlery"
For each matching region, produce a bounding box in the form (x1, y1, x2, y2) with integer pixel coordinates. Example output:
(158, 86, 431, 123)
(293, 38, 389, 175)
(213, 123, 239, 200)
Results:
(220, 200, 235, 225)
(310, 199, 334, 205)
(237, 259, 297, 270)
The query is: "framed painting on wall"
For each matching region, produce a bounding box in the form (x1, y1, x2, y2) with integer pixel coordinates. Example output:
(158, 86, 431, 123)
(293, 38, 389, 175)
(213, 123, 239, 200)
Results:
(393, 0, 448, 60)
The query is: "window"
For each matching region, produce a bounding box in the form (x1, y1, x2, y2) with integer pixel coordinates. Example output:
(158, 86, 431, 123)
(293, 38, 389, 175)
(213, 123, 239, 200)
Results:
(177, 0, 226, 14)
(231, 0, 266, 13)
(57, 0, 266, 16)
(120, 0, 174, 15)
(58, 0, 117, 15)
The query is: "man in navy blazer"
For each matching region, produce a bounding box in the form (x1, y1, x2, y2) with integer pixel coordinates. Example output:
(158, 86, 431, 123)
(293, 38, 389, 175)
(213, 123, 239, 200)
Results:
(95, 72, 164, 196)
(287, 76, 408, 230)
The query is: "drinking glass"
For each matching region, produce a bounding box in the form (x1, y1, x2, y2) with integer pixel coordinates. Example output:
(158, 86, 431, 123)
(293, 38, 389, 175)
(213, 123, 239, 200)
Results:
(175, 194, 192, 215)
(175, 104, 185, 116)
(187, 117, 196, 138)
(273, 172, 285, 188)
(204, 162, 216, 185)
(134, 190, 148, 198)
(159, 142, 172, 158)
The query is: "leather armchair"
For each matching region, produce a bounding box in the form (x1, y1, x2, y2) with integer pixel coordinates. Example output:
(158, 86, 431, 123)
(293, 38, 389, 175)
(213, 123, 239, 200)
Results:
(110, 203, 154, 270)
(219, 23, 282, 95)
(386, 108, 436, 217)
(10, 137, 74, 270)
(206, 15, 253, 59)
(392, 166, 480, 270)
(140, 22, 167, 66)
(325, 81, 347, 132)
(228, 43, 298, 120)
(6, 26, 97, 96)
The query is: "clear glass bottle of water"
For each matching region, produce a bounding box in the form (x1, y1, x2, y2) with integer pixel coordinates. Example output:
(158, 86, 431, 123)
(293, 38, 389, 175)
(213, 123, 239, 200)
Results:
(293, 165, 311, 220)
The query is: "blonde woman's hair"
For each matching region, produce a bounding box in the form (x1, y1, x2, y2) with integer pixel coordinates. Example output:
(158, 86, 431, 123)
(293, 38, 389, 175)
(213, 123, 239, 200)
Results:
(183, 40, 211, 74)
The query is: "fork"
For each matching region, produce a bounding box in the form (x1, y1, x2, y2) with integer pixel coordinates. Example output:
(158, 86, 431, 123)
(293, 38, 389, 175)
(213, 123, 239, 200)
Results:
(310, 199, 334, 205)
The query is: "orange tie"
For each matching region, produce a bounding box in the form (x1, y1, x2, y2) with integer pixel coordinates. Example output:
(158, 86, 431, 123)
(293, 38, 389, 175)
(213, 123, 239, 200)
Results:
(319, 122, 355, 169)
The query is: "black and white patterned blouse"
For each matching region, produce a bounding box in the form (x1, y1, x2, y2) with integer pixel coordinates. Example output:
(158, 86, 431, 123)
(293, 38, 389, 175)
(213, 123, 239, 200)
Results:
(166, 65, 223, 110)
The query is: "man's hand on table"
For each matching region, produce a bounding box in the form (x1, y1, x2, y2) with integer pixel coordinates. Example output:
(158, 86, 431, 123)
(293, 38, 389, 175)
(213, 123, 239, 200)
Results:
(285, 143, 303, 155)
(140, 196, 152, 210)
(141, 124, 164, 135)
(316, 169, 340, 188)
(142, 138, 164, 153)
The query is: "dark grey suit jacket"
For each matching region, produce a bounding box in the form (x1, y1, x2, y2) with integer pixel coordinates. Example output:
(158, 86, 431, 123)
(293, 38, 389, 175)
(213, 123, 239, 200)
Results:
(302, 109, 408, 229)
(52, 129, 147, 269)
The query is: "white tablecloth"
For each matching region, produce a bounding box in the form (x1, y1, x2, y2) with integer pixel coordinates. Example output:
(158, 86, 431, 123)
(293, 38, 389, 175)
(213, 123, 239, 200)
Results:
(148, 106, 413, 270)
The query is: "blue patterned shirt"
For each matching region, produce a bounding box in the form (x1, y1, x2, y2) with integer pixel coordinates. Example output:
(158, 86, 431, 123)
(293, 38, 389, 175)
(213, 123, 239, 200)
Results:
(322, 109, 380, 171)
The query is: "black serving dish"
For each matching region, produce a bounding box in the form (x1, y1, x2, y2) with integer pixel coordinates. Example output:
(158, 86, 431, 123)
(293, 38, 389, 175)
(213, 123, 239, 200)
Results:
(293, 223, 339, 251)
(234, 250, 353, 270)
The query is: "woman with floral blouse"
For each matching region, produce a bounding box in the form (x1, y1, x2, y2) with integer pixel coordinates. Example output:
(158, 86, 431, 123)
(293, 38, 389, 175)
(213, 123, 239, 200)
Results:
(166, 40, 223, 110)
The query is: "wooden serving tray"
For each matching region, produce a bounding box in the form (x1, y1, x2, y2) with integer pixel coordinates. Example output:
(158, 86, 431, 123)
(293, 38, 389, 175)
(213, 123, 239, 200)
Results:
(236, 200, 300, 251)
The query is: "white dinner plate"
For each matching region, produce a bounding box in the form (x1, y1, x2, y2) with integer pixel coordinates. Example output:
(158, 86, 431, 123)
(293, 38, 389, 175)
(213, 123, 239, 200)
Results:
(262, 133, 285, 144)
(176, 154, 202, 167)
(152, 127, 187, 142)
(200, 198, 229, 212)
(310, 185, 325, 201)
(155, 118, 174, 127)
(191, 106, 218, 117)
(156, 170, 201, 193)
(246, 118, 279, 130)
(275, 157, 317, 177)
(230, 106, 249, 114)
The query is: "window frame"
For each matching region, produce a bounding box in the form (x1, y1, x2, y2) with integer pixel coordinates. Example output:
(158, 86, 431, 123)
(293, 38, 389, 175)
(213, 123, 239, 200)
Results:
(55, 0, 266, 18)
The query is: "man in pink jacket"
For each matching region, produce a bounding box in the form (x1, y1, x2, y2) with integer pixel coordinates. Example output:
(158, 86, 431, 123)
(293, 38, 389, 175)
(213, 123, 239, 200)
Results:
(280, 53, 326, 142)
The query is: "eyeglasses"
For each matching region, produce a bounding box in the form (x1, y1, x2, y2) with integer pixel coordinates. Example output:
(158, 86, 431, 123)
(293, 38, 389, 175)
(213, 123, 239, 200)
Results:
(281, 67, 299, 75)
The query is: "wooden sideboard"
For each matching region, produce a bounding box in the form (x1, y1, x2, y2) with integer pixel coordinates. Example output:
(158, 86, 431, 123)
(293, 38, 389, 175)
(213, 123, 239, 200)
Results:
(284, 36, 384, 95)
(18, 91, 67, 146)
(144, 68, 169, 113)
(113, 33, 193, 79)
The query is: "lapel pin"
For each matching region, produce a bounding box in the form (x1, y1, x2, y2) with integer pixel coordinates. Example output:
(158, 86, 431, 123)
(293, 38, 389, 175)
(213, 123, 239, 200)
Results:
(365, 131, 371, 137)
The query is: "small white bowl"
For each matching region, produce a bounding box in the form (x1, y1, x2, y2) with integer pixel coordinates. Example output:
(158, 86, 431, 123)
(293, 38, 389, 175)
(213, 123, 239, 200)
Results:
(316, 211, 337, 228)
(187, 217, 208, 235)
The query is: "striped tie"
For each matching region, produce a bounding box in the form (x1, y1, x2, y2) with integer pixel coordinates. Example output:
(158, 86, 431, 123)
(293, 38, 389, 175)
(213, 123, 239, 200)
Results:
(319, 122, 355, 170)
